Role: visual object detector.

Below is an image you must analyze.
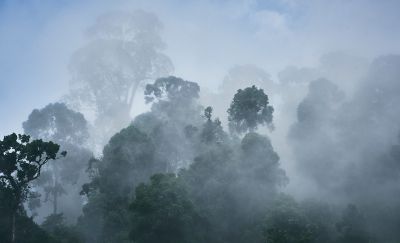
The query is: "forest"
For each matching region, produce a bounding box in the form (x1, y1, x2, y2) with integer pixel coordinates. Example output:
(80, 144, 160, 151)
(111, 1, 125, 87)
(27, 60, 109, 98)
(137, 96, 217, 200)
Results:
(2, 6, 400, 243)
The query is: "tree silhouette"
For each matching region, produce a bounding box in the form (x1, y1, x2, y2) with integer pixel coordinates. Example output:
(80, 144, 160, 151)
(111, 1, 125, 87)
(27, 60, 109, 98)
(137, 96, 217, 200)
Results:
(0, 133, 65, 242)
(228, 85, 274, 134)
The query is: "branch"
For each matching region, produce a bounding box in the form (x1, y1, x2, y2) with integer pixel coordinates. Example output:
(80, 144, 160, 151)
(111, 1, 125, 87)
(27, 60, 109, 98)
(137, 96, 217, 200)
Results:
(30, 157, 49, 181)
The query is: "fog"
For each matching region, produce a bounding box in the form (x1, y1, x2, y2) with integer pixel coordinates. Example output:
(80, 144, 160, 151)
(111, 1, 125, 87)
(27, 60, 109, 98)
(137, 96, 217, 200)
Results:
(2, 0, 400, 138)
(1, 0, 400, 242)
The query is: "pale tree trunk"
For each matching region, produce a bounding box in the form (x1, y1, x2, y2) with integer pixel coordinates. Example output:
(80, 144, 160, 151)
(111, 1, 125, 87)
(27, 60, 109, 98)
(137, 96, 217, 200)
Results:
(129, 81, 141, 110)
(53, 163, 58, 215)
(53, 187, 58, 215)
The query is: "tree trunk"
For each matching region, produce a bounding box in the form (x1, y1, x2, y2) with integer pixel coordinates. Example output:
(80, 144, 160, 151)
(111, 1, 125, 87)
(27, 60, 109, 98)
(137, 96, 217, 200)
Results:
(11, 212, 16, 243)
(129, 81, 141, 110)
(53, 189, 58, 215)
(53, 164, 58, 215)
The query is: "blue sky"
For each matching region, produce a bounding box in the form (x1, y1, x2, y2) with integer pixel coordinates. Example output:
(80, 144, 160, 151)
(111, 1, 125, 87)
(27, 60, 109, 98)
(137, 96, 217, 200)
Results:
(1, 0, 400, 137)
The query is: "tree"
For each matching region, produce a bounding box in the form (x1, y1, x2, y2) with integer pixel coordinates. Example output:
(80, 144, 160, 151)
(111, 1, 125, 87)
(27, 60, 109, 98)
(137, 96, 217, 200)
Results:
(66, 10, 173, 149)
(0, 133, 65, 243)
(145, 76, 201, 122)
(79, 76, 203, 242)
(140, 76, 203, 171)
(78, 125, 162, 242)
(177, 103, 287, 243)
(292, 79, 344, 127)
(287, 79, 345, 192)
(239, 133, 288, 200)
(205, 65, 275, 126)
(199, 106, 226, 144)
(263, 195, 317, 243)
(23, 103, 91, 219)
(0, 209, 53, 243)
(155, 110, 233, 243)
(130, 174, 206, 243)
(204, 106, 213, 121)
(23, 103, 89, 145)
(41, 213, 84, 243)
(228, 85, 274, 134)
(145, 76, 200, 102)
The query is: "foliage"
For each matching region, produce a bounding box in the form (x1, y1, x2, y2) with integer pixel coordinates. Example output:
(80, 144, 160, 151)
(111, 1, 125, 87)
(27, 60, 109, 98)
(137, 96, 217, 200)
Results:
(78, 125, 162, 242)
(0, 133, 65, 242)
(66, 10, 173, 148)
(137, 76, 203, 171)
(200, 107, 226, 144)
(130, 174, 206, 243)
(23, 102, 92, 218)
(145, 76, 200, 104)
(0, 133, 65, 209)
(145, 76, 201, 125)
(42, 213, 84, 243)
(78, 75, 204, 241)
(228, 85, 274, 133)
(23, 103, 89, 145)
(240, 132, 287, 189)
(0, 212, 53, 243)
(263, 195, 317, 243)
(178, 113, 286, 243)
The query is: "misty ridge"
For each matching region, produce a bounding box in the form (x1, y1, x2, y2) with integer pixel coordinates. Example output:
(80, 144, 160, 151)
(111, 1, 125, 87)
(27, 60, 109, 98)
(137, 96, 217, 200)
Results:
(1, 8, 400, 243)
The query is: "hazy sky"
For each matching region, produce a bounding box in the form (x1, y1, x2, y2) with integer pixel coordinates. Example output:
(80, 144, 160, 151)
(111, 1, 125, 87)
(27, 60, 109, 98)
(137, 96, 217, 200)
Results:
(1, 0, 400, 137)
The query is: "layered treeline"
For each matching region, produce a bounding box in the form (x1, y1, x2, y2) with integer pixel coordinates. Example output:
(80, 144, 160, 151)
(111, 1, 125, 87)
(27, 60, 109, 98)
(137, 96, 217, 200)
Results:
(1, 74, 396, 243)
(78, 78, 287, 243)
(2, 10, 400, 243)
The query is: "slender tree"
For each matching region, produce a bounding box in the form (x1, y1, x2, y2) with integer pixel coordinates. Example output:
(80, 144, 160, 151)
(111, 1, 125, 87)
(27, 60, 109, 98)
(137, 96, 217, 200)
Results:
(0, 133, 65, 242)
(23, 102, 91, 217)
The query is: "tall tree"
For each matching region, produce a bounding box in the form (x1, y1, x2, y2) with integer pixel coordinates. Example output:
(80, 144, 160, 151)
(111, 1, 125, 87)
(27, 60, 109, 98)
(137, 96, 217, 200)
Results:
(0, 133, 65, 242)
(204, 65, 275, 127)
(139, 76, 203, 171)
(66, 10, 173, 149)
(79, 76, 203, 242)
(145, 76, 201, 122)
(23, 103, 91, 219)
(78, 125, 163, 242)
(23, 103, 89, 145)
(180, 111, 286, 243)
(228, 85, 274, 134)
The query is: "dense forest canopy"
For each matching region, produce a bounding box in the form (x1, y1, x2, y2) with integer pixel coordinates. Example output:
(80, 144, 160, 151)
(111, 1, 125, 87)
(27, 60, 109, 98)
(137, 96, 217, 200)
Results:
(2, 4, 400, 243)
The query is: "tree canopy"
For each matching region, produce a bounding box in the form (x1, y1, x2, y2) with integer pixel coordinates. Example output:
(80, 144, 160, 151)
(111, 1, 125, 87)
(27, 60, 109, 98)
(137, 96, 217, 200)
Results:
(130, 174, 206, 243)
(66, 11, 173, 149)
(23, 103, 92, 220)
(228, 85, 274, 133)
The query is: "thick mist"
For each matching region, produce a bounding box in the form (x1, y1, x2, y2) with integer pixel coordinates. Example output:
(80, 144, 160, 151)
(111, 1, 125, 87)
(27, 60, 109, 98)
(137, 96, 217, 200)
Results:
(1, 1, 400, 242)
